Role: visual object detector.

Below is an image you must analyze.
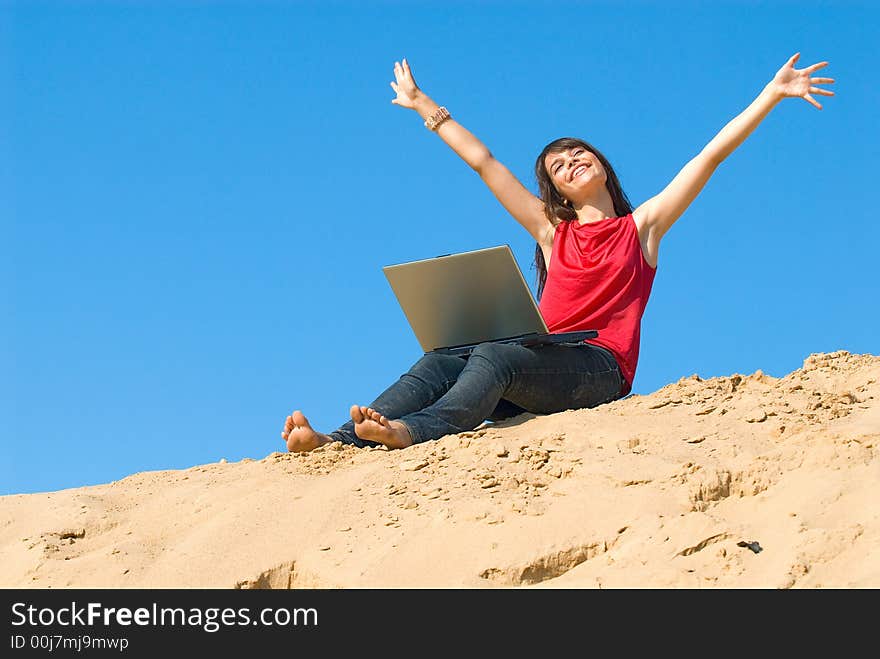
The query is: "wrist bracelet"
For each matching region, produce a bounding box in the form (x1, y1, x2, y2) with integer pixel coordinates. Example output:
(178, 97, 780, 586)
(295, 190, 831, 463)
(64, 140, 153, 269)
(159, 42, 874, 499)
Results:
(424, 106, 451, 131)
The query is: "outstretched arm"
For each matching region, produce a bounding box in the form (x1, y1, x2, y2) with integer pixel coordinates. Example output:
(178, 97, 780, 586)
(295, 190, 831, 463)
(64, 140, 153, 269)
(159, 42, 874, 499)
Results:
(634, 53, 835, 245)
(390, 59, 552, 245)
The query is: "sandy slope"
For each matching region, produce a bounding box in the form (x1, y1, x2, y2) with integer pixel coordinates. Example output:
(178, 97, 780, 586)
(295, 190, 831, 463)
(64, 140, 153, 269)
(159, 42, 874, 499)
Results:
(2, 350, 877, 589)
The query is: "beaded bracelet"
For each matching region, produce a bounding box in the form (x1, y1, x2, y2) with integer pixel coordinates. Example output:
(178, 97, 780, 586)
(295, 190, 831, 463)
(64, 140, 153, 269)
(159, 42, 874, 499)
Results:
(424, 106, 451, 131)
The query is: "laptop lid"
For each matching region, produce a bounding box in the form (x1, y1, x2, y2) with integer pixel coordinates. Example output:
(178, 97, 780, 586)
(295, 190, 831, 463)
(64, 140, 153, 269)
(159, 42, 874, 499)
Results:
(382, 245, 549, 352)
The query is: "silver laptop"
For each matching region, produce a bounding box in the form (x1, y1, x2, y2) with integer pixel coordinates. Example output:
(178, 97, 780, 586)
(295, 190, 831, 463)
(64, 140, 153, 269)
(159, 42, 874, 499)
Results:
(382, 245, 597, 357)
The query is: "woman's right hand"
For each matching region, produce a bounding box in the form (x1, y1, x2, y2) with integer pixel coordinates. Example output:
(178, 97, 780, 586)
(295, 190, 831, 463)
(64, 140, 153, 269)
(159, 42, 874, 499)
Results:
(390, 59, 421, 110)
(386, 58, 550, 245)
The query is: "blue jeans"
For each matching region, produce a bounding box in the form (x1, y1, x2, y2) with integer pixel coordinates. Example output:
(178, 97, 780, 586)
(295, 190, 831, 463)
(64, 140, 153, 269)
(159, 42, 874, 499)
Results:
(328, 341, 624, 447)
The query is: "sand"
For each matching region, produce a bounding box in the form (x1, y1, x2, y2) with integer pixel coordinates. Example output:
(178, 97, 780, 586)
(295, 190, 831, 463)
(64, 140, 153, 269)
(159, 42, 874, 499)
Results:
(2, 350, 878, 589)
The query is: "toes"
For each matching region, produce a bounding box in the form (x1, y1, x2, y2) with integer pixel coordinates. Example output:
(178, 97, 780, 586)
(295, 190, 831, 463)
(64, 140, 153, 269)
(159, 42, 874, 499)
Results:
(350, 404, 365, 422)
(352, 405, 391, 427)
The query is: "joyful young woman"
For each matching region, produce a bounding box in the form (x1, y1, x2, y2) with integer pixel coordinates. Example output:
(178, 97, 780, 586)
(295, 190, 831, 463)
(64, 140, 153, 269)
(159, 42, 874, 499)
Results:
(282, 53, 833, 453)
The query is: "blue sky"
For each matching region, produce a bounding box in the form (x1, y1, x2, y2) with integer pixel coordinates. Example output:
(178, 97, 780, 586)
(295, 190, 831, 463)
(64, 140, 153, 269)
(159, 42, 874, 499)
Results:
(2, 1, 877, 495)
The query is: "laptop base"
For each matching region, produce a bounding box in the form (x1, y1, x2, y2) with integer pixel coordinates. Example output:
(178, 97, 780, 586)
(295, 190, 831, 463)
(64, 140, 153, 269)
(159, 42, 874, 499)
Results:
(430, 330, 598, 357)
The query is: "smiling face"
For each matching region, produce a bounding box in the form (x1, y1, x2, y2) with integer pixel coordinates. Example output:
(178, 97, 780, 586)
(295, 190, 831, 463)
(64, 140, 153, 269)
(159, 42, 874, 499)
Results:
(544, 145, 607, 204)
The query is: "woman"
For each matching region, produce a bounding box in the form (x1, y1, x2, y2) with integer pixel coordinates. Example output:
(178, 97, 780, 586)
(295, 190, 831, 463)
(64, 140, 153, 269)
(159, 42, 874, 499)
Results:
(282, 54, 834, 452)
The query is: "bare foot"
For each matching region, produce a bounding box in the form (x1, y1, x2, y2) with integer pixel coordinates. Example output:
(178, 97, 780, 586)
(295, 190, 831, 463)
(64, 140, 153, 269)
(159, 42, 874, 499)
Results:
(350, 405, 413, 449)
(282, 410, 332, 453)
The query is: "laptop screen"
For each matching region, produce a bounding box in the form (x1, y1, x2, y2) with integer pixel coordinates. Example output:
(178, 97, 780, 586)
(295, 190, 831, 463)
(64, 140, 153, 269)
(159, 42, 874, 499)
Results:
(382, 245, 549, 352)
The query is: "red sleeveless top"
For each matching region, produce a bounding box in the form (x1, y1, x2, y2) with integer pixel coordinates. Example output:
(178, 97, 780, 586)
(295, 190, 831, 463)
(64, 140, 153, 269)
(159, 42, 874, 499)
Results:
(538, 213, 656, 396)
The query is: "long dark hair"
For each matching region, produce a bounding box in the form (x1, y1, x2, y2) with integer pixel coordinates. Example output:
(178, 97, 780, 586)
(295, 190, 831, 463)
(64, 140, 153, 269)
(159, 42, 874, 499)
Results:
(533, 137, 633, 300)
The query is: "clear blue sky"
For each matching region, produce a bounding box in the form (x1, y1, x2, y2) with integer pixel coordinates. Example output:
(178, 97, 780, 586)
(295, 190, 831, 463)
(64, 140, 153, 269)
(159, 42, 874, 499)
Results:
(3, 1, 877, 495)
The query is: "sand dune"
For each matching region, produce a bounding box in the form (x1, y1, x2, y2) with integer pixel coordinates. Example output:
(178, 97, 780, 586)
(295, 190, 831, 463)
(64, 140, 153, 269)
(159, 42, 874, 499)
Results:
(2, 350, 878, 589)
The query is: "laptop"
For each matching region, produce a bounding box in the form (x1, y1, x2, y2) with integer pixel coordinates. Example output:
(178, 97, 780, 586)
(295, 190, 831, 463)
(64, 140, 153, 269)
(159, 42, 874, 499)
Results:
(382, 244, 597, 357)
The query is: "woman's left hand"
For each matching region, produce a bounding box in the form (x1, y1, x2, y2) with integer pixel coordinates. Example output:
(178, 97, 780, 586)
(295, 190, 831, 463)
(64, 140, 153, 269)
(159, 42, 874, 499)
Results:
(770, 53, 835, 109)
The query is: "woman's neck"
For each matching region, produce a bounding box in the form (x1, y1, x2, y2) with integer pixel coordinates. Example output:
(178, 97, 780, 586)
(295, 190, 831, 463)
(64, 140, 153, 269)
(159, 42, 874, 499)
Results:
(571, 192, 617, 225)
(574, 200, 616, 224)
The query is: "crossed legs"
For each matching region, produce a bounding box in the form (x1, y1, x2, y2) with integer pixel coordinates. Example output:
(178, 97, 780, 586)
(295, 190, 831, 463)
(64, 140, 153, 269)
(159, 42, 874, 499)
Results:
(282, 351, 468, 452)
(282, 342, 621, 452)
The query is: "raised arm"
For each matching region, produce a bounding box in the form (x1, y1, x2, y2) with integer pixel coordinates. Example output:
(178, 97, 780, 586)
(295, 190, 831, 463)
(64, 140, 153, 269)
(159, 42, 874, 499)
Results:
(633, 53, 835, 249)
(390, 59, 553, 245)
